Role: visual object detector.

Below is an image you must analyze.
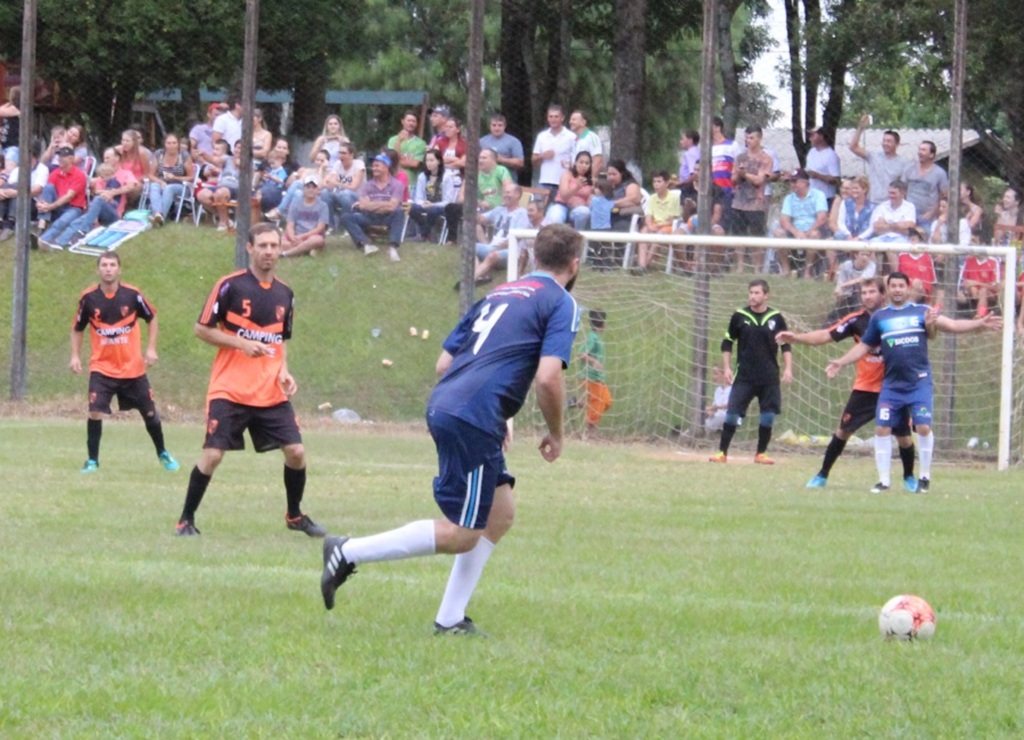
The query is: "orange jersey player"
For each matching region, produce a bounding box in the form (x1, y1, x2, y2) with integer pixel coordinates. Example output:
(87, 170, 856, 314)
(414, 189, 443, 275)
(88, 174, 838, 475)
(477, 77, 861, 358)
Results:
(70, 252, 179, 474)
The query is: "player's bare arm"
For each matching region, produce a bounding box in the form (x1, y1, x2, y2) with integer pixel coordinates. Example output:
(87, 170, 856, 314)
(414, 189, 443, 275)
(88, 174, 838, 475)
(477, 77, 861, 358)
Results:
(144, 315, 160, 366)
(277, 344, 297, 396)
(69, 329, 85, 374)
(826, 341, 872, 378)
(934, 312, 1003, 334)
(776, 328, 832, 346)
(435, 349, 453, 377)
(194, 322, 271, 358)
(721, 350, 734, 385)
(781, 349, 794, 384)
(533, 355, 566, 462)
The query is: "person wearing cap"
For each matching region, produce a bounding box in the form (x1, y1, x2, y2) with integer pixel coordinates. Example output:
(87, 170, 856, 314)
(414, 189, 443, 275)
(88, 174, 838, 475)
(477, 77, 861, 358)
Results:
(388, 110, 427, 184)
(427, 105, 451, 149)
(805, 127, 842, 207)
(212, 96, 244, 149)
(36, 145, 88, 250)
(341, 152, 405, 262)
(281, 174, 329, 258)
(772, 168, 828, 277)
(191, 102, 228, 168)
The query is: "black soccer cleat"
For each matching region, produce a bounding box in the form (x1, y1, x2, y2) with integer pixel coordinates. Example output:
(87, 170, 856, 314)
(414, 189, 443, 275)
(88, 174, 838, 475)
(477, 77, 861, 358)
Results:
(434, 616, 488, 637)
(175, 520, 200, 536)
(321, 536, 356, 610)
(870, 482, 890, 494)
(286, 513, 327, 538)
(917, 477, 930, 493)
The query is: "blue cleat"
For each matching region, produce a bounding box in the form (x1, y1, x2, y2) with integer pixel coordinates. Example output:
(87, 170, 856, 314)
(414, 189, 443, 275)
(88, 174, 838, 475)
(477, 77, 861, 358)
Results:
(159, 451, 180, 471)
(806, 474, 827, 489)
(81, 459, 99, 474)
(903, 475, 918, 493)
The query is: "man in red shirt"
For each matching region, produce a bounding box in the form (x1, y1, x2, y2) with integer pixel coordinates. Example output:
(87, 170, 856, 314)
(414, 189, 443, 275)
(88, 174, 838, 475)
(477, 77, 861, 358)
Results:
(37, 145, 87, 250)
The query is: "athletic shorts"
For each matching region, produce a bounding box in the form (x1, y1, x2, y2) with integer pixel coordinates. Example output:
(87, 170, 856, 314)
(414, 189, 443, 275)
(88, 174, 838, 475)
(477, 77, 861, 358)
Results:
(88, 372, 157, 417)
(727, 378, 782, 417)
(584, 380, 612, 426)
(204, 398, 302, 453)
(839, 389, 910, 436)
(875, 386, 933, 430)
(427, 409, 515, 530)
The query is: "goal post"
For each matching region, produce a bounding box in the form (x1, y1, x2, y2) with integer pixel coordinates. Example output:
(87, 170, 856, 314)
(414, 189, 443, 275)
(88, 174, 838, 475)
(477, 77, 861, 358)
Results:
(508, 229, 1017, 470)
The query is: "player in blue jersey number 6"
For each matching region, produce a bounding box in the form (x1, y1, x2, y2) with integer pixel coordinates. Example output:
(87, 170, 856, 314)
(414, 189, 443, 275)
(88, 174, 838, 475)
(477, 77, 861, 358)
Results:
(826, 271, 1001, 494)
(321, 223, 583, 635)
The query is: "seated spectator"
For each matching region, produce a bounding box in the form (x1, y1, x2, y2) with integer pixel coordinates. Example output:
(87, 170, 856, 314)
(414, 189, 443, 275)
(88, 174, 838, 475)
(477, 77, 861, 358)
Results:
(35, 146, 87, 250)
(408, 148, 456, 240)
(195, 139, 229, 220)
(273, 148, 332, 223)
(470, 182, 529, 284)
(929, 197, 970, 247)
(588, 179, 616, 269)
(957, 254, 1002, 318)
(705, 365, 732, 433)
(635, 170, 681, 272)
(829, 175, 873, 280)
(341, 152, 405, 261)
(0, 86, 21, 166)
(115, 129, 151, 203)
(516, 198, 549, 276)
(310, 114, 349, 165)
(195, 139, 241, 232)
(65, 124, 90, 172)
(443, 148, 512, 242)
(384, 147, 411, 202)
(316, 141, 364, 229)
(959, 181, 986, 242)
(146, 132, 194, 226)
(893, 228, 936, 303)
(547, 151, 594, 230)
(833, 250, 877, 316)
(0, 138, 47, 242)
(605, 160, 643, 231)
(861, 180, 917, 243)
(42, 125, 67, 169)
(252, 147, 289, 218)
(47, 148, 138, 248)
(773, 168, 828, 277)
(281, 175, 329, 258)
(190, 102, 227, 169)
(994, 187, 1022, 233)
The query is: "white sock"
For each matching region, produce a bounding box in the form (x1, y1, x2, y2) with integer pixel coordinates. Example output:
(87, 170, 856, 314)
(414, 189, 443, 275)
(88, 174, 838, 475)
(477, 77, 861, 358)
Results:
(342, 520, 436, 565)
(874, 434, 892, 486)
(434, 537, 495, 628)
(917, 432, 934, 479)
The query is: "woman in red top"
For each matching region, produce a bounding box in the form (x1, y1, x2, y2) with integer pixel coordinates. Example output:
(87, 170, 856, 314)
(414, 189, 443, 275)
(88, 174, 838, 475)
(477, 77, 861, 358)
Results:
(548, 151, 594, 230)
(435, 118, 467, 187)
(116, 129, 151, 203)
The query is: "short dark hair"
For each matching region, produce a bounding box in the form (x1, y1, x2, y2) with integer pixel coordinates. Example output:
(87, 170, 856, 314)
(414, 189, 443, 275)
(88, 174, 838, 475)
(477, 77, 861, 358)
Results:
(403, 109, 419, 121)
(889, 179, 908, 194)
(712, 115, 724, 130)
(744, 124, 763, 136)
(490, 113, 507, 124)
(922, 140, 937, 156)
(862, 276, 885, 294)
(749, 278, 769, 293)
(97, 252, 121, 266)
(887, 271, 910, 286)
(248, 222, 282, 245)
(547, 104, 564, 116)
(534, 224, 582, 272)
(652, 170, 670, 182)
(883, 129, 901, 144)
(589, 309, 606, 329)
(685, 129, 700, 145)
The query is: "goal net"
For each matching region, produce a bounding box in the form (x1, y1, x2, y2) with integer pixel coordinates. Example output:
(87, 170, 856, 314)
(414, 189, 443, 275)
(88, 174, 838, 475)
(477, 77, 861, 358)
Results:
(508, 229, 1019, 469)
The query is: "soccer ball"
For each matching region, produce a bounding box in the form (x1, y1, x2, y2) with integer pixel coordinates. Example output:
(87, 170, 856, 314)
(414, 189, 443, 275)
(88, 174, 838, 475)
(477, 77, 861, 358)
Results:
(878, 594, 936, 641)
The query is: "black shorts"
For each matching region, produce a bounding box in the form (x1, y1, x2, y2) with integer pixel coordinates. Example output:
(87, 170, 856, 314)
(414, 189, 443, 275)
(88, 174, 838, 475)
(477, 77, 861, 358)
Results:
(88, 372, 157, 416)
(727, 378, 781, 417)
(838, 389, 911, 436)
(204, 398, 302, 453)
(730, 208, 767, 237)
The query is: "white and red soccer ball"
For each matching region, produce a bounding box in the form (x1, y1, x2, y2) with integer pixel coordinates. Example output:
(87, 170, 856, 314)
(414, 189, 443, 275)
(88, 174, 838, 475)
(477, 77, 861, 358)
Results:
(878, 594, 936, 640)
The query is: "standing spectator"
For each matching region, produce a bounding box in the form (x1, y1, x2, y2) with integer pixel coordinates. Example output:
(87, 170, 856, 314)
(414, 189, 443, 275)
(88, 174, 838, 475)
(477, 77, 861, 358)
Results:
(568, 109, 604, 176)
(994, 187, 1021, 232)
(709, 279, 793, 465)
(319, 225, 583, 635)
(146, 133, 194, 226)
(212, 97, 244, 149)
(281, 175, 329, 258)
(36, 146, 87, 250)
(547, 151, 594, 231)
(577, 308, 612, 433)
(479, 113, 525, 177)
(805, 126, 842, 208)
(70, 252, 179, 474)
(0, 86, 20, 165)
(435, 117, 468, 187)
(342, 152, 405, 261)
(676, 130, 700, 200)
(902, 140, 948, 231)
(730, 124, 773, 272)
(531, 104, 576, 203)
(710, 115, 742, 230)
(635, 170, 681, 272)
(427, 105, 451, 149)
(49, 148, 137, 248)
(409, 148, 456, 239)
(310, 114, 349, 166)
(174, 223, 326, 538)
(388, 110, 428, 184)
(0, 139, 47, 242)
(849, 115, 908, 206)
(191, 102, 227, 168)
(773, 169, 828, 277)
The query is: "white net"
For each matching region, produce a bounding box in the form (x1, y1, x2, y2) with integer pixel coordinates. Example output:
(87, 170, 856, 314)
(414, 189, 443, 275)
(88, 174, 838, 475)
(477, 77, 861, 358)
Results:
(510, 230, 1019, 466)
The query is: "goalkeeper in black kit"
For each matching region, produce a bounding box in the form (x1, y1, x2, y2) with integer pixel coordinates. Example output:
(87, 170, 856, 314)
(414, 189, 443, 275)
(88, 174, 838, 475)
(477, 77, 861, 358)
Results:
(709, 279, 792, 464)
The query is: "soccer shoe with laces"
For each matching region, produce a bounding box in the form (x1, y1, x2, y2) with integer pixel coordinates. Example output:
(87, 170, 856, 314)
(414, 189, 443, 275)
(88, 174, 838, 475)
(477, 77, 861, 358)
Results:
(753, 453, 775, 465)
(81, 459, 99, 474)
(286, 513, 327, 538)
(806, 474, 827, 488)
(175, 520, 200, 536)
(321, 536, 356, 610)
(159, 451, 180, 471)
(870, 482, 890, 494)
(708, 451, 727, 463)
(434, 616, 487, 637)
(903, 475, 918, 493)
(917, 477, 930, 493)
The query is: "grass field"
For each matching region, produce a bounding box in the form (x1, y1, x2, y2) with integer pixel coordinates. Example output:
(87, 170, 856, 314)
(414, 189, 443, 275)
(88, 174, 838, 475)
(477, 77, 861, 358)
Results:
(4, 417, 1024, 737)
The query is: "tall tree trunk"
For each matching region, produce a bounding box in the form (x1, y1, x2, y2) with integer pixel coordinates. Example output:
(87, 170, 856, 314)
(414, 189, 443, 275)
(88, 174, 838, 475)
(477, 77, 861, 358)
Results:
(783, 0, 807, 166)
(718, 0, 742, 138)
(612, 0, 646, 168)
(500, 0, 538, 185)
(802, 0, 821, 133)
(292, 65, 329, 140)
(553, 0, 572, 106)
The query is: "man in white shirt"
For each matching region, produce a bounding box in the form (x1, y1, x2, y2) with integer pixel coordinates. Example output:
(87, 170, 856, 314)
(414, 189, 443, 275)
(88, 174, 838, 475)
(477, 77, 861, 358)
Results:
(805, 127, 841, 206)
(0, 139, 49, 241)
(849, 115, 908, 206)
(212, 97, 244, 149)
(862, 180, 917, 242)
(569, 109, 603, 176)
(531, 105, 576, 202)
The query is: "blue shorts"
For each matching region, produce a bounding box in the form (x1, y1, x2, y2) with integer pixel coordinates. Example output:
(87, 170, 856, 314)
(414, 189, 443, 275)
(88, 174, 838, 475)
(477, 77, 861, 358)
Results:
(876, 386, 933, 429)
(427, 409, 515, 530)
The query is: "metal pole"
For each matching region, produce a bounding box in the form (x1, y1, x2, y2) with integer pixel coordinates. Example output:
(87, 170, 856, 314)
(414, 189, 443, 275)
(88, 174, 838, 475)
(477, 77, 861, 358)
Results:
(688, 0, 717, 439)
(458, 0, 485, 314)
(235, 0, 260, 268)
(10, 0, 36, 401)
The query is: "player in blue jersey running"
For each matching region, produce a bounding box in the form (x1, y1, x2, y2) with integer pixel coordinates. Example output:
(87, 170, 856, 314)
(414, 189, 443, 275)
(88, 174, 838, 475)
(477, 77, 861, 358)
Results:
(320, 224, 582, 634)
(826, 271, 1001, 493)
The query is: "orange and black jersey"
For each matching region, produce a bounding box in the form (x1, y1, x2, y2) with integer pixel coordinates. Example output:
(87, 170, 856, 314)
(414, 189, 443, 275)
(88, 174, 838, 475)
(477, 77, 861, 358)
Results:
(72, 283, 156, 379)
(198, 269, 294, 408)
(827, 309, 883, 393)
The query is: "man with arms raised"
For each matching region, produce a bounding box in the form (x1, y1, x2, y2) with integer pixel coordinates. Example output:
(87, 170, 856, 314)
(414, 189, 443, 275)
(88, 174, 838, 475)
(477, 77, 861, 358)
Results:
(849, 116, 908, 206)
(775, 277, 916, 490)
(321, 224, 582, 636)
(175, 223, 325, 537)
(826, 272, 1001, 493)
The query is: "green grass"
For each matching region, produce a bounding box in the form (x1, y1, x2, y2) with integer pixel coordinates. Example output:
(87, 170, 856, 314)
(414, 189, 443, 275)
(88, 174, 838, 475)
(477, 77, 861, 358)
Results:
(3, 417, 1024, 736)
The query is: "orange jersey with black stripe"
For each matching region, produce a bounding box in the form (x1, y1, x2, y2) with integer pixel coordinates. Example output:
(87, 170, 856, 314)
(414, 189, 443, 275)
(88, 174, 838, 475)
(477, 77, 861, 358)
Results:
(72, 283, 156, 379)
(198, 269, 294, 407)
(828, 308, 884, 392)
